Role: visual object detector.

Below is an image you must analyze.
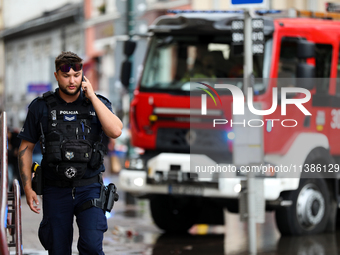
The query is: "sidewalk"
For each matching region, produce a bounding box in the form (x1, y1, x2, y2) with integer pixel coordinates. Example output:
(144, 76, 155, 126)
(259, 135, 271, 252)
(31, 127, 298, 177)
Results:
(9, 174, 160, 255)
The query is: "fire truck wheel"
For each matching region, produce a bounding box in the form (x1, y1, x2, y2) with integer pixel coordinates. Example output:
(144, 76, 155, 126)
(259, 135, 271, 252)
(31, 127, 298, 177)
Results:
(275, 177, 331, 235)
(150, 195, 197, 233)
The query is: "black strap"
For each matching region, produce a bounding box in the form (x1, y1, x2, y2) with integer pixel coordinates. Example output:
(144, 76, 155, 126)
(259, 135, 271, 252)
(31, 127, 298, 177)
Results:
(43, 91, 58, 109)
(44, 174, 102, 188)
(74, 199, 103, 215)
(74, 200, 95, 215)
(74, 184, 106, 215)
(42, 91, 58, 128)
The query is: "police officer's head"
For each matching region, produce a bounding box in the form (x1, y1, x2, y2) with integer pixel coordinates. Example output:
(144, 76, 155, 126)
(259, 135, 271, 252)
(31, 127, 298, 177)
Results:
(55, 51, 83, 72)
(54, 51, 83, 97)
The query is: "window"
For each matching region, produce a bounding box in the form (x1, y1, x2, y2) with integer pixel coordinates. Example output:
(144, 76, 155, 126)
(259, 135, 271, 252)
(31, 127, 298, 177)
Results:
(44, 39, 51, 56)
(278, 37, 332, 94)
(336, 46, 340, 95)
(277, 37, 299, 90)
(140, 34, 273, 94)
(278, 37, 299, 79)
(315, 44, 332, 94)
(18, 44, 26, 61)
(6, 46, 13, 64)
(315, 44, 332, 78)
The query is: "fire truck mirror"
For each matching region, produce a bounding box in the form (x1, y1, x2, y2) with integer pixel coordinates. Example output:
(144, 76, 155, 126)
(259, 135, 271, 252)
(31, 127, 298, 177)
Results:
(296, 63, 315, 82)
(124, 40, 137, 57)
(296, 63, 315, 90)
(296, 40, 315, 59)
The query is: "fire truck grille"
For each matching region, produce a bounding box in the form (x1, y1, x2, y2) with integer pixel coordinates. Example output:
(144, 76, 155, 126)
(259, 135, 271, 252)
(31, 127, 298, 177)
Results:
(156, 128, 232, 163)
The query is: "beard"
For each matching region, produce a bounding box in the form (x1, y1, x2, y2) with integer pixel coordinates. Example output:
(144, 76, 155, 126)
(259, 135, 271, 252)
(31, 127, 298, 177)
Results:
(58, 82, 81, 96)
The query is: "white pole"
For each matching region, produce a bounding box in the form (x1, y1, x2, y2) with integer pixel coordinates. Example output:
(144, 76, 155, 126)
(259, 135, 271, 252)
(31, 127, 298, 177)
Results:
(244, 9, 257, 255)
(244, 9, 253, 95)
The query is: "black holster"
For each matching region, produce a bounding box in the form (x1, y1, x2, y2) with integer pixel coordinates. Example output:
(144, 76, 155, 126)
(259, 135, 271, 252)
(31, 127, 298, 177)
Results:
(105, 183, 119, 212)
(75, 183, 119, 215)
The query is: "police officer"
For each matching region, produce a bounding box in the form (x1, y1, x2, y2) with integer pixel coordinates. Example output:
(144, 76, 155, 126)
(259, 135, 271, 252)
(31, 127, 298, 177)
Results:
(17, 51, 123, 254)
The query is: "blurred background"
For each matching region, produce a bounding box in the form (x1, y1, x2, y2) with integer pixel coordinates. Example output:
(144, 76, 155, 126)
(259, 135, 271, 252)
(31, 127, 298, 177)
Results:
(3, 1, 340, 254)
(0, 0, 338, 176)
(0, 0, 335, 129)
(0, 0, 335, 123)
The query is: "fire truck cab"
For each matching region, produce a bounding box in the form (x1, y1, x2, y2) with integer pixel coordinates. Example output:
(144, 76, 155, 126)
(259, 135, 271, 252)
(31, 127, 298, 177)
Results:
(119, 10, 340, 235)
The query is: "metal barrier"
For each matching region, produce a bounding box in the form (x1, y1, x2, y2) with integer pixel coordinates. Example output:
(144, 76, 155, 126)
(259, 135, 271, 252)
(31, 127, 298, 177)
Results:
(7, 179, 22, 254)
(0, 112, 9, 255)
(0, 112, 23, 255)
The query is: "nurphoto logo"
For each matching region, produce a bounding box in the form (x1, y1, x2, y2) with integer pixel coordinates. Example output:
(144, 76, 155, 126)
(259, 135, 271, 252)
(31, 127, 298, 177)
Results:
(197, 82, 312, 128)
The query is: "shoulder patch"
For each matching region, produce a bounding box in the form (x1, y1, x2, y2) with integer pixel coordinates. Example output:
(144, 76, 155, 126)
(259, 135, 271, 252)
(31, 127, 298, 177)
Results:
(96, 94, 110, 102)
(28, 96, 44, 108)
(42, 91, 54, 99)
(96, 94, 111, 104)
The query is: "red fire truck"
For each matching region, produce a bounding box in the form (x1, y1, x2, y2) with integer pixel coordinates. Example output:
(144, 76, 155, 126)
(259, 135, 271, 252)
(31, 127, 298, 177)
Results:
(119, 9, 340, 235)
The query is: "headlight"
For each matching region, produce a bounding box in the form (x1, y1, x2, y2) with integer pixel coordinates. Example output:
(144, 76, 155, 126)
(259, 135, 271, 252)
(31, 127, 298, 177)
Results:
(133, 177, 144, 187)
(234, 183, 242, 193)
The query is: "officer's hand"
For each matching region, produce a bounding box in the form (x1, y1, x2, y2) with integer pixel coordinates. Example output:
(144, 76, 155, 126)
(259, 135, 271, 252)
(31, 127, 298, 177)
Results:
(25, 188, 40, 214)
(82, 76, 95, 101)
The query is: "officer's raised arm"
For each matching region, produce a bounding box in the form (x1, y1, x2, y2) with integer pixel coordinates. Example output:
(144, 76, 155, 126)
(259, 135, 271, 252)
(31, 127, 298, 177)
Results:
(18, 139, 40, 214)
(82, 76, 123, 138)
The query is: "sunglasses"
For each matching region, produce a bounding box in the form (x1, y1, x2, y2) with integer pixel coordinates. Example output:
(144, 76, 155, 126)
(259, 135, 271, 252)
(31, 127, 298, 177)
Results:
(57, 63, 83, 72)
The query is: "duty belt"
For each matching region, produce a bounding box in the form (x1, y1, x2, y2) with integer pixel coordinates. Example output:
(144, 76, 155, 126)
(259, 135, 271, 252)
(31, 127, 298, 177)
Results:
(44, 174, 102, 188)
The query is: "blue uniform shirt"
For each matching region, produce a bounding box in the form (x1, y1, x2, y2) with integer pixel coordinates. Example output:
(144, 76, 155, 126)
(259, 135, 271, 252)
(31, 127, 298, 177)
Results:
(18, 88, 113, 180)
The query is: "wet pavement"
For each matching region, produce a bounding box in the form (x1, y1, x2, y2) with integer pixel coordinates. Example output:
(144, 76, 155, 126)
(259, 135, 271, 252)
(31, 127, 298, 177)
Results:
(9, 173, 340, 254)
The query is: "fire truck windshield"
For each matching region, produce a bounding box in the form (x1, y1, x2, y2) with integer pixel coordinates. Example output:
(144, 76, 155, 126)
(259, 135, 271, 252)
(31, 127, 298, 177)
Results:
(140, 34, 273, 94)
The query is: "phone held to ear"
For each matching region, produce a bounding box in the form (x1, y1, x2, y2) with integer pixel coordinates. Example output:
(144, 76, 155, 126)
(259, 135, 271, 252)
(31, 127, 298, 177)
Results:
(82, 74, 86, 97)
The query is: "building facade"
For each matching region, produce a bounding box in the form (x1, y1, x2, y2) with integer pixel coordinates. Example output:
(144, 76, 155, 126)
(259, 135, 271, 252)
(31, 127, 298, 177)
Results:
(1, 2, 84, 129)
(3, 0, 340, 128)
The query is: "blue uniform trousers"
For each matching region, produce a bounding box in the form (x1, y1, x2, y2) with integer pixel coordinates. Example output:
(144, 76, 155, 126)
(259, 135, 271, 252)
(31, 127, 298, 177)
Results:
(38, 182, 108, 255)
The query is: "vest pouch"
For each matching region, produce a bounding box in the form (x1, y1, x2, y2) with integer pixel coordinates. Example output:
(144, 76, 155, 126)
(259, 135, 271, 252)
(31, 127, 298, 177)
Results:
(56, 162, 87, 180)
(44, 131, 63, 163)
(61, 139, 92, 163)
(88, 141, 107, 169)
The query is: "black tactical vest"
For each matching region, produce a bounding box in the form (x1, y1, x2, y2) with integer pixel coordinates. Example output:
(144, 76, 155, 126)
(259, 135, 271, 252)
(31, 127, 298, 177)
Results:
(40, 91, 106, 181)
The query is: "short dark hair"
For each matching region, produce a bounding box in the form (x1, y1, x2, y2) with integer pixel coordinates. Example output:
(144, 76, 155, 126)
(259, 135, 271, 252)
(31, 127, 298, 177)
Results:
(55, 51, 83, 71)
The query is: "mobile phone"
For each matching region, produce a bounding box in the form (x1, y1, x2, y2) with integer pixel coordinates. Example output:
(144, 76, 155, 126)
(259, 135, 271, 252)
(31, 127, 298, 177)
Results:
(82, 73, 86, 97)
